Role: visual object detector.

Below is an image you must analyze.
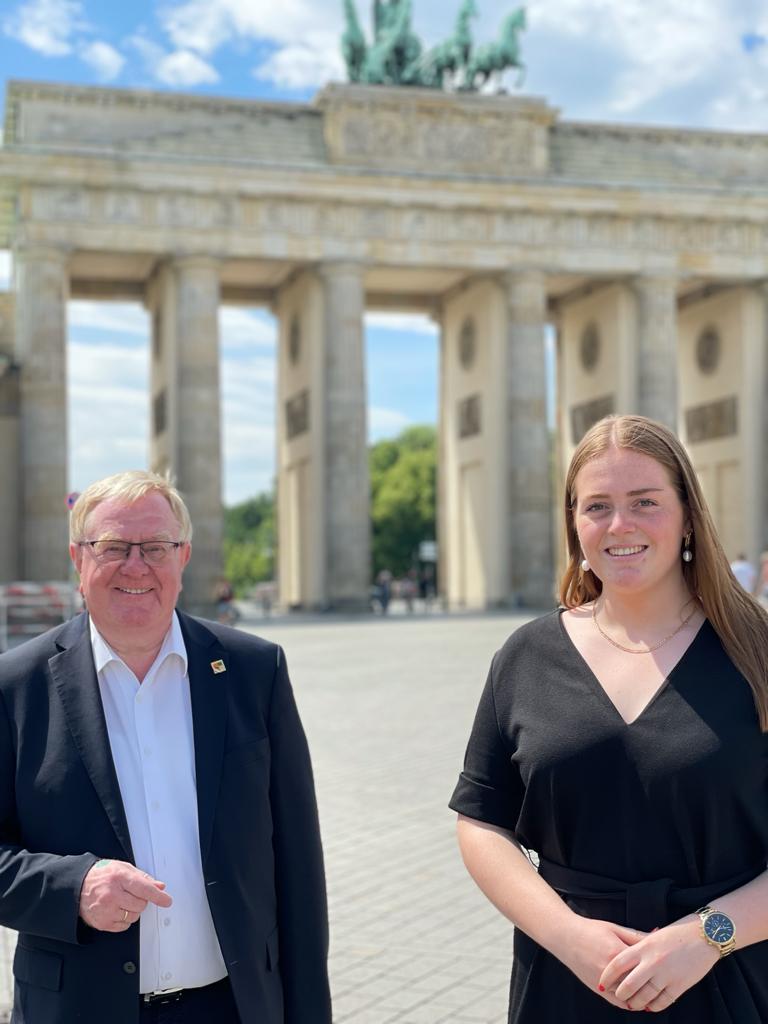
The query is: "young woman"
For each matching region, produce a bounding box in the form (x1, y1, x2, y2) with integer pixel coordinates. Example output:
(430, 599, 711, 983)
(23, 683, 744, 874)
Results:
(450, 415, 768, 1021)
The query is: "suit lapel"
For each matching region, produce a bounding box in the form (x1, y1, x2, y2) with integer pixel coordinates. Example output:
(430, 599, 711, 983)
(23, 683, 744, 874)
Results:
(179, 613, 228, 866)
(49, 614, 135, 861)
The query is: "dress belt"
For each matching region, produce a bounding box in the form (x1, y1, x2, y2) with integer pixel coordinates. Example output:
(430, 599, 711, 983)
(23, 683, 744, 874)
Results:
(538, 857, 765, 933)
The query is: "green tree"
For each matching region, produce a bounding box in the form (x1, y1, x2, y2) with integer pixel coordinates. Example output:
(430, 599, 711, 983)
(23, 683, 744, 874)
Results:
(370, 425, 436, 577)
(223, 492, 275, 594)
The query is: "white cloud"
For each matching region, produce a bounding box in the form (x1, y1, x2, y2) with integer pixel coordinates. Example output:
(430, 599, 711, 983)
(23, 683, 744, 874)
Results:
(80, 40, 125, 81)
(219, 308, 277, 350)
(524, 0, 739, 117)
(254, 33, 344, 90)
(3, 0, 86, 56)
(221, 346, 276, 502)
(160, 0, 338, 55)
(68, 302, 149, 337)
(127, 31, 165, 67)
(0, 252, 11, 290)
(368, 406, 412, 441)
(155, 49, 219, 86)
(67, 338, 150, 489)
(126, 33, 219, 86)
(365, 312, 439, 336)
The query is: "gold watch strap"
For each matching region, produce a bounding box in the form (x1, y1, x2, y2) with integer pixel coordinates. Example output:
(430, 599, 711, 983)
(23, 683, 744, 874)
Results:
(696, 905, 736, 958)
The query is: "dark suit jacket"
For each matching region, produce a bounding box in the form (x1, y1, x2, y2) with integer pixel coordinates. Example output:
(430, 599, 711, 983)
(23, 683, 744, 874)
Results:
(0, 611, 331, 1023)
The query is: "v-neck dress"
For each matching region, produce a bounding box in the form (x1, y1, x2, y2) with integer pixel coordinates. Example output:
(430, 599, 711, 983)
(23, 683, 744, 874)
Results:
(449, 610, 768, 1023)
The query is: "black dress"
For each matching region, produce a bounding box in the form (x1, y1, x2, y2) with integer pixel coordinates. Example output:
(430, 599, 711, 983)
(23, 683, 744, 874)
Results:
(449, 610, 768, 1023)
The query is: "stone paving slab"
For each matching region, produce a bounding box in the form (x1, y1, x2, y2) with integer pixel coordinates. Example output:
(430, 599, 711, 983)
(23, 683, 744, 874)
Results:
(0, 610, 535, 1022)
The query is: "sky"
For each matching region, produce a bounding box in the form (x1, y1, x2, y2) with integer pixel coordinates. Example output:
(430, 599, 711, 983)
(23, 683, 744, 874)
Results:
(2, 0, 768, 503)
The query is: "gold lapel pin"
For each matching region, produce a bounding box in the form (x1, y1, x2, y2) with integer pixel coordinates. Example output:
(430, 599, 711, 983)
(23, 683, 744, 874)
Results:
(210, 659, 226, 674)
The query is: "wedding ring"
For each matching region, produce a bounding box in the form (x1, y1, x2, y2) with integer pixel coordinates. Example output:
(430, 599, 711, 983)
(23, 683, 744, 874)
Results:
(122, 909, 129, 923)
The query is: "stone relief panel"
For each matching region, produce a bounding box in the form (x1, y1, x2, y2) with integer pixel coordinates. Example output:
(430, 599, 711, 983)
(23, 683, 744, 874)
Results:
(30, 187, 90, 222)
(695, 326, 721, 375)
(286, 389, 310, 440)
(571, 394, 615, 444)
(458, 394, 481, 439)
(104, 191, 143, 225)
(319, 85, 554, 178)
(579, 322, 601, 373)
(0, 294, 14, 356)
(153, 389, 167, 437)
(685, 396, 738, 443)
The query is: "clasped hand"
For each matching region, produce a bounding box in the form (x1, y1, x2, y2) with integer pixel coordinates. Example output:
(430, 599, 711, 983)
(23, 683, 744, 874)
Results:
(557, 914, 719, 1012)
(597, 915, 719, 1012)
(79, 859, 172, 932)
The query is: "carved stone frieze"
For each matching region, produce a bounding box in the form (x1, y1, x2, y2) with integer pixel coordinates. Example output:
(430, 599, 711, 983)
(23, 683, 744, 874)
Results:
(20, 183, 768, 265)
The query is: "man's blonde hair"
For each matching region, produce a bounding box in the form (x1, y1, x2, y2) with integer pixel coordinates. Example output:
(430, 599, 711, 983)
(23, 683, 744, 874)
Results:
(69, 470, 193, 543)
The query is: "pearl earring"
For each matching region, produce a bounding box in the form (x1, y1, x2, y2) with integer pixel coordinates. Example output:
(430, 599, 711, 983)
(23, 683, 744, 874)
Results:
(580, 558, 590, 573)
(682, 532, 693, 563)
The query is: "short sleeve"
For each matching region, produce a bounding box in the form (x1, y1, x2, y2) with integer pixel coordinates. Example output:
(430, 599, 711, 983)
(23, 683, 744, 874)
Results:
(448, 652, 525, 832)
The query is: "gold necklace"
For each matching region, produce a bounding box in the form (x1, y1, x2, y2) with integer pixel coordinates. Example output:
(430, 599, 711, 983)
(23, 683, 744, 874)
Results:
(592, 599, 698, 654)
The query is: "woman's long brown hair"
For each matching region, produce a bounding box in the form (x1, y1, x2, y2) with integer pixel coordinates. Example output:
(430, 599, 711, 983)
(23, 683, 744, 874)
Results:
(559, 414, 768, 730)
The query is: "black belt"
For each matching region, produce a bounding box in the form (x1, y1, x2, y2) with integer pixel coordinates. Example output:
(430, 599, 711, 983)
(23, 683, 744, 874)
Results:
(141, 977, 229, 1006)
(538, 857, 765, 932)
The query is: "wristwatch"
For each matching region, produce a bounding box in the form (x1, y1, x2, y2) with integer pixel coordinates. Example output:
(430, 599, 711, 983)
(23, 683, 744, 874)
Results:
(696, 905, 736, 957)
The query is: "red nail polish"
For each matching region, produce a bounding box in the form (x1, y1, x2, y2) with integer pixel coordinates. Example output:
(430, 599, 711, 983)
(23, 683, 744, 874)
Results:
(598, 984, 605, 992)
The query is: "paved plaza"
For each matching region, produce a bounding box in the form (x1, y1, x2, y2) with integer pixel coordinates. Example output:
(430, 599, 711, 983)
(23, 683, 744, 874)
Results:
(0, 609, 537, 1022)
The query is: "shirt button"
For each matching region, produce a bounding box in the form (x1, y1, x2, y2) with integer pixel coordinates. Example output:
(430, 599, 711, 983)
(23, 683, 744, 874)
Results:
(164, 972, 172, 981)
(163, 917, 171, 927)
(143, 746, 152, 756)
(122, 961, 137, 974)
(151, 801, 160, 811)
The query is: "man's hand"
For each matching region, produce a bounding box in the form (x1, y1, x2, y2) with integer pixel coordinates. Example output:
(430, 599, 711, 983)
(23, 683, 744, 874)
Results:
(79, 859, 172, 932)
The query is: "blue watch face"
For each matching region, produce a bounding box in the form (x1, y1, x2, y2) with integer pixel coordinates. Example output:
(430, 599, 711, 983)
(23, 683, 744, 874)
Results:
(704, 913, 734, 943)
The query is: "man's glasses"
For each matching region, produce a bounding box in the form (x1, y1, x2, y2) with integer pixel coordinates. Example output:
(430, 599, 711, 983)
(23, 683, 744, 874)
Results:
(80, 540, 184, 565)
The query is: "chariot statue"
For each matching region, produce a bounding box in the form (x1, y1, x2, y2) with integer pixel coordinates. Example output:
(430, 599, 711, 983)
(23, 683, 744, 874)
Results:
(341, 0, 526, 91)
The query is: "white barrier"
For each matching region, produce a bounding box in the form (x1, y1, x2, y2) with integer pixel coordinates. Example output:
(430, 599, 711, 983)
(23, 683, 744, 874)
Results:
(0, 927, 12, 1021)
(0, 582, 81, 652)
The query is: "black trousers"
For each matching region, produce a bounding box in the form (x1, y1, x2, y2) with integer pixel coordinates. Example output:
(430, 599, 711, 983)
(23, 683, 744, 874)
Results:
(139, 978, 240, 1024)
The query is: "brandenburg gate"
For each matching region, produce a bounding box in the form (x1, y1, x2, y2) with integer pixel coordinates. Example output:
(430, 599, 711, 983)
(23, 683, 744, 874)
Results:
(0, 80, 766, 612)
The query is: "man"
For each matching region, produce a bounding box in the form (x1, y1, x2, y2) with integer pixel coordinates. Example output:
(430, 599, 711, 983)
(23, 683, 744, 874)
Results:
(0, 471, 331, 1024)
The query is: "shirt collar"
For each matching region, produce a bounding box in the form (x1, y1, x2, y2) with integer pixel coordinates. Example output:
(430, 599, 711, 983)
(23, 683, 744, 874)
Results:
(89, 611, 188, 677)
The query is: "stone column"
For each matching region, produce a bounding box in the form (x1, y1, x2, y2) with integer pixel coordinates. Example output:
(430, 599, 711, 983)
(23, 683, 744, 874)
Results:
(14, 246, 70, 581)
(173, 256, 223, 615)
(760, 284, 768, 555)
(319, 261, 370, 609)
(504, 270, 554, 607)
(633, 274, 678, 428)
(434, 311, 447, 608)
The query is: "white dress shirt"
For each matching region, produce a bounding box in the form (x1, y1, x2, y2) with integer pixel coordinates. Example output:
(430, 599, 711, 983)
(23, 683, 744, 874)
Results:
(90, 613, 227, 993)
